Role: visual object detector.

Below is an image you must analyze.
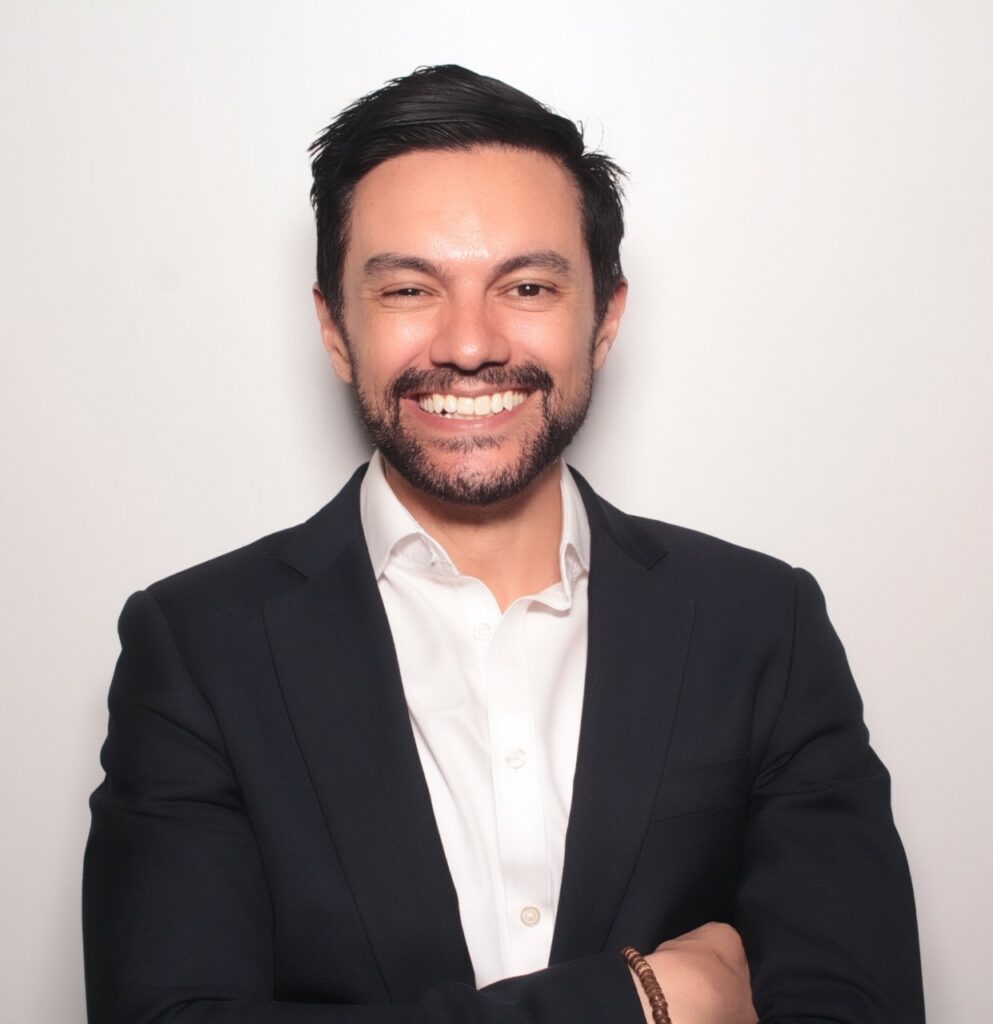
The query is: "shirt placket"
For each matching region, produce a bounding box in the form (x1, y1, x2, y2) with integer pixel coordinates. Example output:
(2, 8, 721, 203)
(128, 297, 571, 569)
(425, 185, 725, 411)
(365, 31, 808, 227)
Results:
(461, 586, 554, 978)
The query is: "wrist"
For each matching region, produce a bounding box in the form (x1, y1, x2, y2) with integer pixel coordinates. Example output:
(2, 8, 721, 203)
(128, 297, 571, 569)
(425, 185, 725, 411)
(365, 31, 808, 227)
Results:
(622, 946, 673, 1024)
(628, 964, 654, 1020)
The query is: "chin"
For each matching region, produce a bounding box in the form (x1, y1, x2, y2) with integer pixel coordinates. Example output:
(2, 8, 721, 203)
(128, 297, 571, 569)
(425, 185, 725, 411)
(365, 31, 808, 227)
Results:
(388, 442, 556, 508)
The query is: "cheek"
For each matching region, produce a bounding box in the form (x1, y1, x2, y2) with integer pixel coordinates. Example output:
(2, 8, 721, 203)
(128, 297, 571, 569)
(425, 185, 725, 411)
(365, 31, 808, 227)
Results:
(348, 309, 439, 382)
(525, 334, 595, 393)
(502, 311, 593, 369)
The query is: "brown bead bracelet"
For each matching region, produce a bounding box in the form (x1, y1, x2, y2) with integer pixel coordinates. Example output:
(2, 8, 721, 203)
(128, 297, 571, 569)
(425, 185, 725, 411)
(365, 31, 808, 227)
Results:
(621, 946, 672, 1024)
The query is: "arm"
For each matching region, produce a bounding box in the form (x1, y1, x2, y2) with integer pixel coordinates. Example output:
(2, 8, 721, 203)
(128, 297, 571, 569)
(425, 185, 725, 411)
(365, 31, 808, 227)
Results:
(733, 569, 924, 1022)
(637, 923, 758, 1024)
(83, 590, 645, 1024)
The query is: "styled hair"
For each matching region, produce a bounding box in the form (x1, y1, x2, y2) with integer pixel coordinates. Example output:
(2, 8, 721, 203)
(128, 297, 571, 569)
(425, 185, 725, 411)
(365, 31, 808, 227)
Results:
(309, 64, 626, 325)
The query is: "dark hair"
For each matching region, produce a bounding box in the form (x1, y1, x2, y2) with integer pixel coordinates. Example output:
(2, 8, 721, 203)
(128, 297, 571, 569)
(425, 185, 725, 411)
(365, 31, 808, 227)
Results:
(309, 64, 626, 326)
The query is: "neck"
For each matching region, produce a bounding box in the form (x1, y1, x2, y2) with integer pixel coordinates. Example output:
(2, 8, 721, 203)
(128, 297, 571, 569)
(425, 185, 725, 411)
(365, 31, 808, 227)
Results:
(382, 460, 564, 612)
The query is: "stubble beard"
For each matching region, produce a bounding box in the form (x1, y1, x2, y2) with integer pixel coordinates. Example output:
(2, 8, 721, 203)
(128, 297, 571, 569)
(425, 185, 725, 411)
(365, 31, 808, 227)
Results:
(351, 357, 595, 507)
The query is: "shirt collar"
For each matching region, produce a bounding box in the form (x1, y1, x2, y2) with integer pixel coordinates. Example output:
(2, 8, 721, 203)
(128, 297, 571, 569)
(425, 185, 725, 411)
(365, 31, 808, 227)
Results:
(359, 450, 591, 597)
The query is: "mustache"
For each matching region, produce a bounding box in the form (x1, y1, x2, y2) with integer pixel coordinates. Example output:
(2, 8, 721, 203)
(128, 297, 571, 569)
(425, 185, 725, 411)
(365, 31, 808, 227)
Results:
(387, 363, 554, 404)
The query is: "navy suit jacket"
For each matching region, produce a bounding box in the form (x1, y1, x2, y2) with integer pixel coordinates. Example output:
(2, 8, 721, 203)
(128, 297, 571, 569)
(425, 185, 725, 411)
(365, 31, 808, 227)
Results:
(83, 466, 924, 1022)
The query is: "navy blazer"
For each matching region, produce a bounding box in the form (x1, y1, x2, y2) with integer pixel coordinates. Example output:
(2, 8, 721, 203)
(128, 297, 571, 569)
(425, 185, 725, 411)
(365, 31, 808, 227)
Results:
(83, 466, 924, 1023)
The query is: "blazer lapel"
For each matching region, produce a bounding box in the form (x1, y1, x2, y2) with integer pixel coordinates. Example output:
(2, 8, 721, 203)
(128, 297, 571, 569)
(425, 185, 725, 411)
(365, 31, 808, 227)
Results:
(264, 470, 474, 1001)
(264, 466, 693, 986)
(550, 475, 695, 964)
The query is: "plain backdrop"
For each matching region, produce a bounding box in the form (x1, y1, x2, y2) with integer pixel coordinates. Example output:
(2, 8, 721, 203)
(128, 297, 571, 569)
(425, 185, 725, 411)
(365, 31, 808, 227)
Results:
(2, 2, 991, 1021)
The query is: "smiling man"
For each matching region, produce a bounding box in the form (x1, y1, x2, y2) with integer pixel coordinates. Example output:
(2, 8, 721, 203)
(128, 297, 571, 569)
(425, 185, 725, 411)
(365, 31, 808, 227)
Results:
(84, 67, 924, 1023)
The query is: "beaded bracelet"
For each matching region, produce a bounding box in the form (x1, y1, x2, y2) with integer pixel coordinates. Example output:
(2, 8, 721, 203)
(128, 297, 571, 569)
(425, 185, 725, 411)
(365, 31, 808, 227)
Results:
(621, 946, 672, 1024)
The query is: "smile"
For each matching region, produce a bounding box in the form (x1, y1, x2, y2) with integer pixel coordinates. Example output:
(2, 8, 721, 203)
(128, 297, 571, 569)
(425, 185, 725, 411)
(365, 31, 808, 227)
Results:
(415, 390, 530, 419)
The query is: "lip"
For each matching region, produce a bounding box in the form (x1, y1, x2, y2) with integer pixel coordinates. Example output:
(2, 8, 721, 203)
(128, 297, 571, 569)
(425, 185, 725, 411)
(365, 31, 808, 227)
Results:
(408, 386, 535, 400)
(403, 390, 536, 430)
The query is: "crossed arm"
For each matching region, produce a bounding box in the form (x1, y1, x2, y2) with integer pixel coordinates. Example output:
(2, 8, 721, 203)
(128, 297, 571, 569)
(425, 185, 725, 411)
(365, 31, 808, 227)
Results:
(628, 924, 757, 1022)
(83, 572, 922, 1023)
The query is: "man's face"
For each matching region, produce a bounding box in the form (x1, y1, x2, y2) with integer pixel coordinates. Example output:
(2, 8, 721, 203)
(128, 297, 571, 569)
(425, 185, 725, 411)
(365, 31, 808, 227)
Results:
(315, 145, 626, 506)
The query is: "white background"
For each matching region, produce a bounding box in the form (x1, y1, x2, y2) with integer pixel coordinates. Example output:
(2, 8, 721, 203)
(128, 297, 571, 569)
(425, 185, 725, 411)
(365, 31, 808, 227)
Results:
(2, 2, 991, 1020)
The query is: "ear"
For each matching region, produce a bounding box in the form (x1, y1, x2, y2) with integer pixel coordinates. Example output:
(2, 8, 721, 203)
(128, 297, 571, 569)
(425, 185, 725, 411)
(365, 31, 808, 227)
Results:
(592, 278, 628, 372)
(312, 285, 353, 384)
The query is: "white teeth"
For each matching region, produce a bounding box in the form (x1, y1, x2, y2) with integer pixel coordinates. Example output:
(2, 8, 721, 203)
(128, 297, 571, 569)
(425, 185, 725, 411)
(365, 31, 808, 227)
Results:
(416, 390, 528, 418)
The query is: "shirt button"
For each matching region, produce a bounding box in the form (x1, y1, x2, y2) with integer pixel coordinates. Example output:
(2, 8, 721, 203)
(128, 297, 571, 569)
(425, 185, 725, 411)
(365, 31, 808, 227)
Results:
(472, 622, 492, 640)
(505, 747, 527, 769)
(520, 906, 541, 927)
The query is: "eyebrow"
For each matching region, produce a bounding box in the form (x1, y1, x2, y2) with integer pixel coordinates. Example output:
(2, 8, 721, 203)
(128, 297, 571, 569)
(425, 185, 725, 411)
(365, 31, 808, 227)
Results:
(363, 253, 440, 278)
(493, 250, 574, 278)
(362, 249, 575, 281)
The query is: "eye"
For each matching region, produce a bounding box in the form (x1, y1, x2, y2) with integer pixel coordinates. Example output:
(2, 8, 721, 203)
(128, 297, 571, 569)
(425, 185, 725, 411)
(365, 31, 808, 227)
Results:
(512, 283, 554, 298)
(384, 287, 426, 298)
(377, 285, 437, 308)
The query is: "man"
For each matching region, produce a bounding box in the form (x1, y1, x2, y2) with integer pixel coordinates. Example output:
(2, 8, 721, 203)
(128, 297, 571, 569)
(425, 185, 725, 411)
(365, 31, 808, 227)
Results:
(83, 66, 924, 1023)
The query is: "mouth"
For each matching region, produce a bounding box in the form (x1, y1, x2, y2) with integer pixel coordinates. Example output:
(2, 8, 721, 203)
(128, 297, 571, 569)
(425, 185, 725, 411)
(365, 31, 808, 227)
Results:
(414, 389, 531, 420)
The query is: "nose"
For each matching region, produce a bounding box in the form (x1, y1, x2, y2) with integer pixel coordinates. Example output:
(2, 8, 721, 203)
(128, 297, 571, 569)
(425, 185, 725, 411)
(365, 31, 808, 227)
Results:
(429, 294, 510, 372)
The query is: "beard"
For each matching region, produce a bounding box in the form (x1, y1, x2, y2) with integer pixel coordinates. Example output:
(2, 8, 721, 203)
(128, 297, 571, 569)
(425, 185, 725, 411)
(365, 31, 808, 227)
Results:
(351, 358, 595, 507)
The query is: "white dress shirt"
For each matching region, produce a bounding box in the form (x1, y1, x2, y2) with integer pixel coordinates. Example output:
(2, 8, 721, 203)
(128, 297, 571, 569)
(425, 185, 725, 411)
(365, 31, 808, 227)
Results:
(359, 451, 590, 988)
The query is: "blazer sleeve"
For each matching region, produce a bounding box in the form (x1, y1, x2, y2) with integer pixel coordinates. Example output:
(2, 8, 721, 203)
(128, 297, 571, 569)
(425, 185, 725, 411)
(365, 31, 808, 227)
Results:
(734, 568, 925, 1023)
(83, 590, 645, 1024)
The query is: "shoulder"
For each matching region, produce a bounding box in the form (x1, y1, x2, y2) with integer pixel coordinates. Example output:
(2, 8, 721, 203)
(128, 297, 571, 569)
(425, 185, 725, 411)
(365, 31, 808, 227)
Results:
(589, 495, 821, 665)
(572, 467, 798, 595)
(146, 522, 302, 617)
(138, 465, 368, 633)
(640, 512, 792, 585)
(570, 471, 813, 653)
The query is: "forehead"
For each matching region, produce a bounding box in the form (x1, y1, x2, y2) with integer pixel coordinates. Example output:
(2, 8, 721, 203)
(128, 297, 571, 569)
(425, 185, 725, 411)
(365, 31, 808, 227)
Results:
(345, 146, 586, 269)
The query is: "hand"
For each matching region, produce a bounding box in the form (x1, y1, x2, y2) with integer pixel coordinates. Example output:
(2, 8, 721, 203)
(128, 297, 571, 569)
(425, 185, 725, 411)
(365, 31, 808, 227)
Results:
(628, 922, 758, 1024)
